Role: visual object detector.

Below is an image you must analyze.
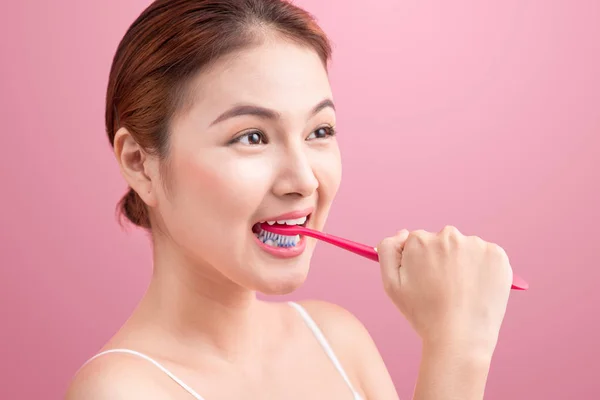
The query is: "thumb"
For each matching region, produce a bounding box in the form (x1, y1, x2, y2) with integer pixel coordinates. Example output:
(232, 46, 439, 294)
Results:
(377, 229, 410, 294)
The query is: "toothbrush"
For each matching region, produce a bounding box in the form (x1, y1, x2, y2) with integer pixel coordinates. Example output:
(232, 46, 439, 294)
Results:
(260, 223, 529, 291)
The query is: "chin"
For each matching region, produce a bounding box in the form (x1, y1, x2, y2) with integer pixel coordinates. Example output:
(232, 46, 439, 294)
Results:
(251, 263, 310, 296)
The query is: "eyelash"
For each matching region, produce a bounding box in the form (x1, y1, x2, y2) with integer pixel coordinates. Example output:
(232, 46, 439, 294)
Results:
(232, 126, 337, 146)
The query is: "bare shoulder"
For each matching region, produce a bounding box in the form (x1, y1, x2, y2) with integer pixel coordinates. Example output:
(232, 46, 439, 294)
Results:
(295, 300, 400, 400)
(295, 300, 371, 354)
(65, 350, 176, 400)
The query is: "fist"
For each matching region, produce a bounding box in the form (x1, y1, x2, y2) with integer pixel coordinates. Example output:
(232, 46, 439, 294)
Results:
(377, 226, 513, 354)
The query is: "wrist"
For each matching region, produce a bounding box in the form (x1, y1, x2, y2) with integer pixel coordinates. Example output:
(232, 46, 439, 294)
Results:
(421, 337, 495, 368)
(414, 340, 493, 400)
(421, 322, 499, 360)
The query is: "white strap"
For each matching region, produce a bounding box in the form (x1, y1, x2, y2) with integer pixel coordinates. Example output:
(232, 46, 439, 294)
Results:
(82, 348, 206, 400)
(288, 302, 362, 399)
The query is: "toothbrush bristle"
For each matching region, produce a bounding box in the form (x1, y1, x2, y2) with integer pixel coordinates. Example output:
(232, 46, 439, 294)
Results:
(254, 224, 300, 248)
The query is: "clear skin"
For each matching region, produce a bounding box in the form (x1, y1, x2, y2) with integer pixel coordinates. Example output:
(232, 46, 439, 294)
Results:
(66, 36, 513, 400)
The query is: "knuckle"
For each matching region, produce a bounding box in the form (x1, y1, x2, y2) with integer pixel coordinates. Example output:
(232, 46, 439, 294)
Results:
(441, 225, 460, 236)
(468, 235, 486, 247)
(440, 225, 462, 247)
(414, 229, 430, 240)
(377, 236, 396, 251)
(489, 242, 509, 262)
(406, 230, 428, 249)
(396, 229, 409, 237)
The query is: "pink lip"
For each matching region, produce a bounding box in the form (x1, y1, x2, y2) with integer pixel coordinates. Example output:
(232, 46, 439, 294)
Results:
(253, 234, 307, 259)
(256, 207, 314, 224)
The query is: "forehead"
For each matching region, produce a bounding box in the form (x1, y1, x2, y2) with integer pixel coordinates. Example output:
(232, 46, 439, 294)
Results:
(187, 38, 333, 118)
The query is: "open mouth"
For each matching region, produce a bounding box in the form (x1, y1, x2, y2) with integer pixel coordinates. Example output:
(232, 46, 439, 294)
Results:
(252, 214, 310, 248)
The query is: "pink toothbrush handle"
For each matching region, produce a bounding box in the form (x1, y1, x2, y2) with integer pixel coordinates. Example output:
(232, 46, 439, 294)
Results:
(300, 228, 380, 262)
(260, 224, 528, 291)
(261, 223, 379, 260)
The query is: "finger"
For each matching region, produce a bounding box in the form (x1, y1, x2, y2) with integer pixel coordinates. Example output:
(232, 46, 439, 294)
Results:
(395, 229, 410, 248)
(377, 230, 410, 293)
(374, 229, 409, 253)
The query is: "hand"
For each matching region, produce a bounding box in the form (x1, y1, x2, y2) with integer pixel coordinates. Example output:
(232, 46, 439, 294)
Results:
(377, 226, 513, 356)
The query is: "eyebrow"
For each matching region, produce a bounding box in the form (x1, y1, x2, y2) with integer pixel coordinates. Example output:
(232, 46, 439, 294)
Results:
(209, 98, 335, 126)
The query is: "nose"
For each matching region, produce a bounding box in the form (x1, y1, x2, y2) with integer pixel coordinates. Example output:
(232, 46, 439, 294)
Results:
(272, 145, 319, 198)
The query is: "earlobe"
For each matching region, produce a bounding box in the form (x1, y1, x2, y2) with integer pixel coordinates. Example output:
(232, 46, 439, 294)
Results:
(113, 127, 158, 207)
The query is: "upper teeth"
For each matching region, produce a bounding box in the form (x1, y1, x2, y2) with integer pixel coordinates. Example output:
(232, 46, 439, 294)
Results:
(264, 216, 307, 226)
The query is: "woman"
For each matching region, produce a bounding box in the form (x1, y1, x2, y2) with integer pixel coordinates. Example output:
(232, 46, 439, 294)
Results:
(66, 0, 513, 399)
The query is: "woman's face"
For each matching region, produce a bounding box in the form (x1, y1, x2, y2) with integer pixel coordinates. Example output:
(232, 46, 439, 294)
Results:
(151, 38, 341, 294)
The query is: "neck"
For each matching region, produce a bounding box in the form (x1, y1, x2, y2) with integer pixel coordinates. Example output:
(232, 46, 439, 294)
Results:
(133, 236, 269, 364)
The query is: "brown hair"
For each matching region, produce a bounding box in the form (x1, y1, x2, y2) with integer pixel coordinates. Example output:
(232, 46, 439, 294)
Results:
(106, 0, 332, 229)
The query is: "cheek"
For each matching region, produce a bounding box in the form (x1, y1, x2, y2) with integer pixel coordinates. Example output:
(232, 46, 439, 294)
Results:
(168, 151, 273, 232)
(314, 145, 342, 197)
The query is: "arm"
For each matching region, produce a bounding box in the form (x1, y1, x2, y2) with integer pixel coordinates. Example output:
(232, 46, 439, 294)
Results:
(299, 300, 494, 400)
(412, 342, 493, 400)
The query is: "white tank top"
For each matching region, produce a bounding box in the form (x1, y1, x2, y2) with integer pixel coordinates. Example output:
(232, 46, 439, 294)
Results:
(83, 302, 363, 400)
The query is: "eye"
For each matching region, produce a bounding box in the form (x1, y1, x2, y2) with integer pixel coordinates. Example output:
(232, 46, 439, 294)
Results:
(233, 130, 267, 146)
(307, 126, 336, 140)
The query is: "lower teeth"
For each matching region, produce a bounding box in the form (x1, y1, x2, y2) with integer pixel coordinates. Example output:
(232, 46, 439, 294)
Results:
(255, 228, 300, 248)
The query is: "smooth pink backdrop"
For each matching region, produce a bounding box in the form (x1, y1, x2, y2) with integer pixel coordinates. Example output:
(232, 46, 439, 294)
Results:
(1, 1, 599, 399)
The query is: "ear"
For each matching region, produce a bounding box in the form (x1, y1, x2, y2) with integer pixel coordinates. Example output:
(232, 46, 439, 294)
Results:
(113, 127, 159, 208)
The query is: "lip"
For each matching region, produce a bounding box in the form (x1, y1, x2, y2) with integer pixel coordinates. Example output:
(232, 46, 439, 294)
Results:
(251, 206, 313, 259)
(253, 234, 307, 259)
(255, 207, 314, 224)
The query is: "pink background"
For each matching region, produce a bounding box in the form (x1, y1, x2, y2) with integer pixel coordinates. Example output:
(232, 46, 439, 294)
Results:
(1, 0, 599, 399)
